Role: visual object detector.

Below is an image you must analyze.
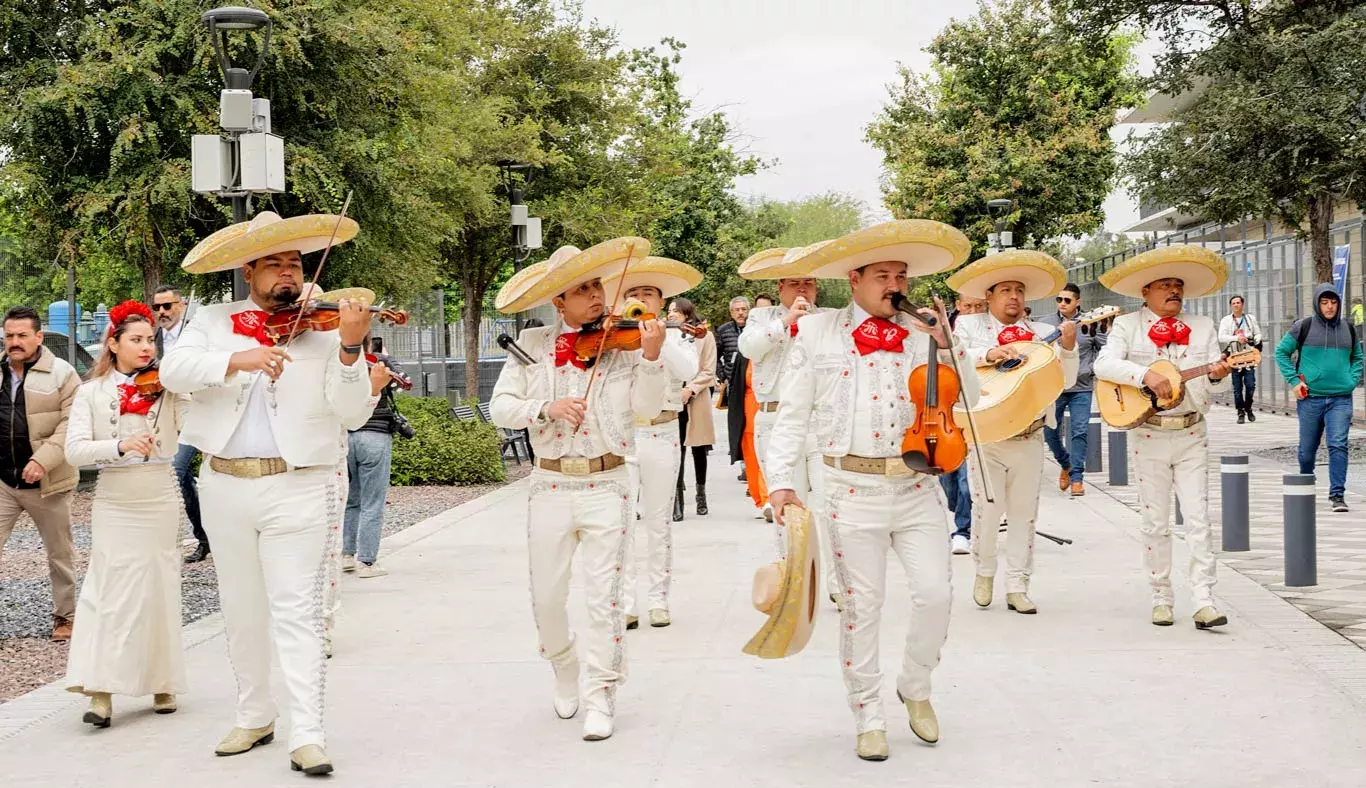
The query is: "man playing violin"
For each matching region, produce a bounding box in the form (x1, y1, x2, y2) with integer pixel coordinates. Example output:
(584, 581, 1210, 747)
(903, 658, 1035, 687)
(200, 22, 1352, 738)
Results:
(490, 239, 667, 743)
(1093, 246, 1231, 630)
(600, 258, 701, 631)
(949, 251, 1077, 617)
(161, 211, 377, 776)
(765, 220, 979, 762)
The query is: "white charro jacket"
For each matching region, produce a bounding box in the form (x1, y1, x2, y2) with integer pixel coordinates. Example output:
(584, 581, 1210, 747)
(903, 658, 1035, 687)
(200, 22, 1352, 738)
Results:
(738, 303, 833, 402)
(953, 312, 1079, 426)
(1093, 308, 1227, 417)
(160, 300, 375, 467)
(765, 304, 981, 493)
(65, 374, 189, 467)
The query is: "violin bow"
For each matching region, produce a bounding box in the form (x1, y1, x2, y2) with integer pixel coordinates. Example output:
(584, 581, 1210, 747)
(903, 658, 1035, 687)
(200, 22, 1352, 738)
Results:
(571, 241, 637, 437)
(935, 309, 996, 504)
(282, 191, 354, 351)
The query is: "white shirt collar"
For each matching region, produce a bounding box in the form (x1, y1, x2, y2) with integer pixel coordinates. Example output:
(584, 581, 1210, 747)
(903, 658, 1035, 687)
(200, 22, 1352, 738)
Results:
(163, 319, 184, 338)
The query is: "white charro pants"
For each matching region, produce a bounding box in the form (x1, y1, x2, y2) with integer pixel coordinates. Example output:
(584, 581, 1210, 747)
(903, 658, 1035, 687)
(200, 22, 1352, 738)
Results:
(969, 435, 1044, 594)
(754, 409, 840, 599)
(624, 424, 681, 616)
(526, 468, 632, 717)
(823, 466, 953, 734)
(199, 465, 339, 751)
(1132, 423, 1217, 608)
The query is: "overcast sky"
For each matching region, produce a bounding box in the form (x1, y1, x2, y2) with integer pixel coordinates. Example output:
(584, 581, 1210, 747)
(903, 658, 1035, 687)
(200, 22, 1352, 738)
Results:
(580, 0, 1146, 234)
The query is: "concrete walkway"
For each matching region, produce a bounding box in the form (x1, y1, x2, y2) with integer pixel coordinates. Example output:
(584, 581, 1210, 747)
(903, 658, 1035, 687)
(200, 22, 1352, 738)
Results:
(4, 453, 1366, 786)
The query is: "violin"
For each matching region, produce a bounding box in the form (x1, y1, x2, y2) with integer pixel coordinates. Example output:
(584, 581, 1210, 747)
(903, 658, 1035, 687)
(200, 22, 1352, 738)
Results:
(262, 301, 409, 346)
(571, 306, 707, 366)
(366, 353, 413, 391)
(899, 317, 967, 476)
(132, 364, 164, 398)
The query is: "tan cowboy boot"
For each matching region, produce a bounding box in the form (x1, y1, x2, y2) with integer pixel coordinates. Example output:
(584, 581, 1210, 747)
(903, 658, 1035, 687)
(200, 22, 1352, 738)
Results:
(897, 692, 940, 744)
(855, 730, 889, 761)
(290, 744, 334, 775)
(152, 693, 177, 714)
(1151, 605, 1174, 627)
(1006, 592, 1037, 615)
(649, 608, 671, 628)
(626, 615, 640, 631)
(1193, 606, 1229, 630)
(1058, 468, 1069, 491)
(973, 575, 993, 608)
(83, 692, 112, 728)
(214, 722, 275, 756)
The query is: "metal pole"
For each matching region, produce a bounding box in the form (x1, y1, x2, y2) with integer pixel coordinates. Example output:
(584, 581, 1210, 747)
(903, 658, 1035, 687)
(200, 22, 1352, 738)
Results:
(231, 186, 249, 301)
(1284, 473, 1317, 587)
(1221, 455, 1250, 551)
(65, 263, 77, 367)
(1107, 429, 1128, 486)
(1087, 412, 1102, 472)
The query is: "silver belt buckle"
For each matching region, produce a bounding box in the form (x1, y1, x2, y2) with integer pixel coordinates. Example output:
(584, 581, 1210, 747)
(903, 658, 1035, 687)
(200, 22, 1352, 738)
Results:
(559, 457, 591, 476)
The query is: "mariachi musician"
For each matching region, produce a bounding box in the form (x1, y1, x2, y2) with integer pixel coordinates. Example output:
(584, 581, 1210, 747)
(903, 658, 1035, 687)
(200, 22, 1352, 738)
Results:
(1092, 246, 1231, 629)
(765, 220, 978, 762)
(948, 251, 1077, 616)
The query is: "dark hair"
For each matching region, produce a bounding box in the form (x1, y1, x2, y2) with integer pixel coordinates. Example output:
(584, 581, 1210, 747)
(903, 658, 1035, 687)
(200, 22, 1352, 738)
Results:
(753, 294, 774, 306)
(370, 336, 384, 354)
(154, 284, 183, 298)
(1228, 294, 1244, 305)
(671, 297, 702, 325)
(89, 311, 154, 379)
(3, 306, 41, 333)
(1024, 306, 1032, 316)
(1062, 282, 1081, 298)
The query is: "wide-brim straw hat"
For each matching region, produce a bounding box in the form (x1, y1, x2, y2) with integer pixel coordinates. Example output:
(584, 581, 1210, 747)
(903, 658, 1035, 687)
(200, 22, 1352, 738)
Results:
(742, 505, 819, 659)
(181, 211, 359, 274)
(315, 287, 377, 306)
(737, 247, 790, 281)
(601, 256, 703, 301)
(763, 220, 972, 280)
(947, 249, 1067, 299)
(495, 237, 651, 314)
(1099, 245, 1229, 299)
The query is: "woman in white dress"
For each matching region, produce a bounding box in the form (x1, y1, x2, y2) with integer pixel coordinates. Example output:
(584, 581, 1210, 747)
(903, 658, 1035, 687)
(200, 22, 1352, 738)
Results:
(63, 300, 188, 728)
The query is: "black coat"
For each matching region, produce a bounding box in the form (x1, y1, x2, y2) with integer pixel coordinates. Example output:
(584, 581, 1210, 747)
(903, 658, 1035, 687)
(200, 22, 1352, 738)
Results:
(726, 352, 749, 465)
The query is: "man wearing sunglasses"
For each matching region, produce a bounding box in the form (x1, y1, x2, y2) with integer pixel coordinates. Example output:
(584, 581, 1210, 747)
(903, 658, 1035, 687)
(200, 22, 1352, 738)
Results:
(152, 285, 208, 563)
(1037, 283, 1106, 497)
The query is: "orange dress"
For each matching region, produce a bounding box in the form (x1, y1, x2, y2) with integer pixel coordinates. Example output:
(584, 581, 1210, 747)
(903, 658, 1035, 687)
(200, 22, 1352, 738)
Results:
(741, 364, 768, 508)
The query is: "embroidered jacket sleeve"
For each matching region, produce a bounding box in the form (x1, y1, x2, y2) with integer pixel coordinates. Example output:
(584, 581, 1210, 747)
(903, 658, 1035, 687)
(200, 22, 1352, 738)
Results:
(738, 306, 788, 362)
(1093, 315, 1151, 387)
(1183, 318, 1229, 410)
(952, 316, 995, 368)
(765, 329, 816, 493)
(325, 341, 375, 431)
(628, 350, 668, 421)
(160, 314, 233, 393)
(63, 383, 122, 468)
(490, 329, 547, 430)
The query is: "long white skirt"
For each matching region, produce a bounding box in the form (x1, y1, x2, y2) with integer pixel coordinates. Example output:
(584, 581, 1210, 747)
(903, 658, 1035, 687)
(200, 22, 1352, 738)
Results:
(65, 463, 186, 697)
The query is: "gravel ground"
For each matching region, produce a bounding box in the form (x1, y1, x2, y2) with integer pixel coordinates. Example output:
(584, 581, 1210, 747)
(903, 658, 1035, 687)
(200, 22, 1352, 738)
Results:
(1252, 438, 1366, 466)
(0, 465, 530, 704)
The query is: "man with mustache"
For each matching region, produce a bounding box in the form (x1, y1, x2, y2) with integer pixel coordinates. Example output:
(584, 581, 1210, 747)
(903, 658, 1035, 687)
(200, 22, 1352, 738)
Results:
(1094, 245, 1232, 629)
(152, 284, 210, 563)
(162, 212, 377, 775)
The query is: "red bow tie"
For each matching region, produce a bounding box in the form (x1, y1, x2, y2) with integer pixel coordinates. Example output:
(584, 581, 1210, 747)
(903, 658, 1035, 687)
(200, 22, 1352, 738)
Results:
(852, 317, 909, 356)
(231, 310, 275, 347)
(997, 325, 1035, 345)
(1148, 316, 1191, 347)
(117, 383, 155, 416)
(555, 333, 587, 370)
(789, 322, 799, 338)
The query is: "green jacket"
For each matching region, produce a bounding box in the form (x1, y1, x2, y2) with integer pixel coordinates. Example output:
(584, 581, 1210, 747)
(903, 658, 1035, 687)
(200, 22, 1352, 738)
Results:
(1274, 285, 1363, 397)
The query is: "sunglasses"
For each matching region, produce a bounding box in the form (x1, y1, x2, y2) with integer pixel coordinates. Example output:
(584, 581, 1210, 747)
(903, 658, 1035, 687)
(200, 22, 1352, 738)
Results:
(1055, 296, 1076, 304)
(151, 302, 178, 311)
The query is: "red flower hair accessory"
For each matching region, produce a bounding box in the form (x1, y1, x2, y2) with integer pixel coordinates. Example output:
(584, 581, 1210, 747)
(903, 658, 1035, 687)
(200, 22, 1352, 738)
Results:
(107, 300, 153, 335)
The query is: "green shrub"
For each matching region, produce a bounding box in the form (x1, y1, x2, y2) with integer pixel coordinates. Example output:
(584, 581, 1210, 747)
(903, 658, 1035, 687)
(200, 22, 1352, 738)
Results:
(389, 395, 507, 486)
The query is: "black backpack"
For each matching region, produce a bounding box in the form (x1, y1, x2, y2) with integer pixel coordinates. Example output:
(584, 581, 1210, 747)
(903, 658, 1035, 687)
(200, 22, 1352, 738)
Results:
(1292, 317, 1358, 374)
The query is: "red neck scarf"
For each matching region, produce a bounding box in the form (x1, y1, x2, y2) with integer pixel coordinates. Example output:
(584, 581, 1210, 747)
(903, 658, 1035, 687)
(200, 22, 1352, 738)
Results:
(117, 383, 155, 416)
(1148, 316, 1191, 347)
(996, 324, 1035, 345)
(852, 317, 909, 356)
(554, 332, 587, 370)
(231, 310, 275, 347)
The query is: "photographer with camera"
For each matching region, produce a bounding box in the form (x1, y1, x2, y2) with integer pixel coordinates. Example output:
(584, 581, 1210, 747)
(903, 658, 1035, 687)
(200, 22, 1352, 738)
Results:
(342, 336, 409, 578)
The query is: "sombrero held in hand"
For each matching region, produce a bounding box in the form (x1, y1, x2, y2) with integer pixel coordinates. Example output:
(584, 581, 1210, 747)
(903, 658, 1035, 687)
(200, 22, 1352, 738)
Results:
(744, 504, 820, 659)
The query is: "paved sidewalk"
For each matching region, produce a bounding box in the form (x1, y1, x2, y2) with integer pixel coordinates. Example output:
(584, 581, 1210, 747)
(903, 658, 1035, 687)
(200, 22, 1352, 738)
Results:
(4, 449, 1366, 785)
(1083, 404, 1366, 649)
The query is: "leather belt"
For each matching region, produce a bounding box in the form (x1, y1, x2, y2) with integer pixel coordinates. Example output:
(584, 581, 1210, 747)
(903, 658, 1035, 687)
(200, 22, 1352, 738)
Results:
(1145, 412, 1203, 431)
(758, 401, 780, 413)
(634, 411, 679, 427)
(1008, 417, 1047, 440)
(208, 456, 292, 479)
(823, 454, 915, 478)
(536, 454, 626, 476)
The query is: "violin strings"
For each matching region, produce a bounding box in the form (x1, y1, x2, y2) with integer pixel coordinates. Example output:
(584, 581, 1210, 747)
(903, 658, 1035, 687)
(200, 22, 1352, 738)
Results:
(282, 191, 353, 351)
(571, 242, 637, 438)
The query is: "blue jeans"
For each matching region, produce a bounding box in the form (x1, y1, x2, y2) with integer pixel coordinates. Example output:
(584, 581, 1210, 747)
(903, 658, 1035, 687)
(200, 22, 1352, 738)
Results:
(1231, 368, 1256, 413)
(344, 430, 393, 564)
(173, 443, 206, 546)
(1043, 390, 1092, 484)
(939, 463, 971, 538)
(1296, 394, 1352, 497)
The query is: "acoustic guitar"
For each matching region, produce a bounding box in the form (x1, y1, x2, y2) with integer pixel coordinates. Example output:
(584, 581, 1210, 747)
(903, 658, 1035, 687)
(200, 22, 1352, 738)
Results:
(954, 306, 1122, 444)
(1096, 347, 1261, 429)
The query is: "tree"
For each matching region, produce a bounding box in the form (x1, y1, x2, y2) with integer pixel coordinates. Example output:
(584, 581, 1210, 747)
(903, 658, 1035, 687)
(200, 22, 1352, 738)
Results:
(1057, 0, 1366, 282)
(866, 0, 1142, 256)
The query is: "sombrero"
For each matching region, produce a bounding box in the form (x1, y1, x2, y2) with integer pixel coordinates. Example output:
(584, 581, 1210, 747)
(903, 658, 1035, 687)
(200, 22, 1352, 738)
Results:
(181, 212, 359, 274)
(1099, 245, 1229, 299)
(601, 256, 702, 301)
(947, 249, 1067, 299)
(767, 220, 971, 280)
(495, 237, 650, 314)
(317, 287, 377, 306)
(743, 505, 820, 659)
(738, 247, 790, 281)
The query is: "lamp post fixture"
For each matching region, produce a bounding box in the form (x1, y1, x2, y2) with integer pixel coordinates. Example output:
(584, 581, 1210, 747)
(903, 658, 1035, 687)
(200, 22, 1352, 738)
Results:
(499, 161, 543, 331)
(191, 6, 285, 299)
(986, 198, 1014, 255)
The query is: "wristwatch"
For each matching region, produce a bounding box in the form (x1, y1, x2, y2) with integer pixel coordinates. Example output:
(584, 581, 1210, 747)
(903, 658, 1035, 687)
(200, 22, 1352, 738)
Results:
(341, 343, 364, 354)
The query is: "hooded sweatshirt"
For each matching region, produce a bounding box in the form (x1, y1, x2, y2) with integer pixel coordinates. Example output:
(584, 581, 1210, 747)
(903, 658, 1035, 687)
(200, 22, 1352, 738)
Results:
(1275, 284, 1363, 396)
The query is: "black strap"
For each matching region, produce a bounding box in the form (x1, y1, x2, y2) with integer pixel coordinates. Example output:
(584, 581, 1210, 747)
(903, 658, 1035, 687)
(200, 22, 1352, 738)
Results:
(1294, 317, 1358, 373)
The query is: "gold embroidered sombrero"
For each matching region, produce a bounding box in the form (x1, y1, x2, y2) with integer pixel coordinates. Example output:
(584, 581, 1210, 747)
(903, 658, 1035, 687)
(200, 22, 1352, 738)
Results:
(769, 220, 971, 280)
(947, 249, 1067, 299)
(738, 247, 790, 281)
(316, 287, 377, 306)
(743, 505, 820, 659)
(495, 237, 650, 314)
(601, 256, 703, 301)
(181, 212, 360, 274)
(1099, 245, 1229, 299)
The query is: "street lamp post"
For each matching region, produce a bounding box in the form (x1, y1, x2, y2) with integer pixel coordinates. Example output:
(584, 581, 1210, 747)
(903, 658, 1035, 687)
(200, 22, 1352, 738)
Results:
(986, 198, 1015, 256)
(499, 161, 543, 332)
(191, 6, 285, 300)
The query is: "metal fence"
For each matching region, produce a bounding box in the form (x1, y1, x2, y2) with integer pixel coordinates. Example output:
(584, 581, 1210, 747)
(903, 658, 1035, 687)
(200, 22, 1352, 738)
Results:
(1065, 215, 1366, 422)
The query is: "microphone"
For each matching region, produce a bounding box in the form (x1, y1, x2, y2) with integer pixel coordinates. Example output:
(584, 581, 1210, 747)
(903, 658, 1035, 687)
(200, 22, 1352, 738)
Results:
(889, 293, 937, 327)
(497, 334, 536, 366)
